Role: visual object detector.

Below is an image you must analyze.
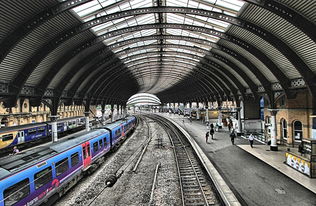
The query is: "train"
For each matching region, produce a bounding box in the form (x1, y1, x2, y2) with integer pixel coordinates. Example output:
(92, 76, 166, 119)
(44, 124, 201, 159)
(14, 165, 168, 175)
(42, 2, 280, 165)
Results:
(0, 116, 136, 206)
(0, 116, 90, 151)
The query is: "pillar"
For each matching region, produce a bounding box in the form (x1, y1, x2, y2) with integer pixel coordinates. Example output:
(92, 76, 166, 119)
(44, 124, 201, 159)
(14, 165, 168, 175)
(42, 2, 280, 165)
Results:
(101, 109, 106, 122)
(218, 111, 222, 127)
(111, 105, 114, 122)
(123, 106, 127, 117)
(189, 102, 192, 119)
(269, 109, 278, 151)
(312, 116, 316, 140)
(196, 102, 200, 120)
(236, 108, 242, 134)
(84, 112, 90, 131)
(50, 115, 59, 142)
(205, 106, 209, 123)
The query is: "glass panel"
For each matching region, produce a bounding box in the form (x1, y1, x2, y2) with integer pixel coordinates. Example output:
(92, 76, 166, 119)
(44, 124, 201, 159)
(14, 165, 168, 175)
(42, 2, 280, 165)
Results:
(56, 158, 69, 176)
(34, 167, 52, 189)
(4, 179, 30, 206)
(71, 152, 80, 167)
(93, 142, 98, 152)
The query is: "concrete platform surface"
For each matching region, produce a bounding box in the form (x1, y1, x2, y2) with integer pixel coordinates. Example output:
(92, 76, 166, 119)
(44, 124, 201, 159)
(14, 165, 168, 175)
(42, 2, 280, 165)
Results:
(159, 113, 316, 206)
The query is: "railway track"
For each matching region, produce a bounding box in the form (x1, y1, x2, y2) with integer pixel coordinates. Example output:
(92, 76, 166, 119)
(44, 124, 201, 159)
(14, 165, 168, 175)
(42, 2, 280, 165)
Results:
(145, 114, 219, 206)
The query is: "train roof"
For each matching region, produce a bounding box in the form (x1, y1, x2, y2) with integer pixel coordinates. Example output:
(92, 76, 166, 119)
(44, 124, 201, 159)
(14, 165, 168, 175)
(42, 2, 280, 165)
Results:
(46, 116, 85, 123)
(0, 128, 108, 180)
(104, 120, 125, 129)
(50, 129, 107, 153)
(0, 122, 47, 133)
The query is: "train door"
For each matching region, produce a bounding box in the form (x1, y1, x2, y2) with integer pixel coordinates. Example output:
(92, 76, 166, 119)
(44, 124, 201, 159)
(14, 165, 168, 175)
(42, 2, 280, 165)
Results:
(17, 131, 25, 144)
(82, 142, 91, 169)
(121, 125, 125, 137)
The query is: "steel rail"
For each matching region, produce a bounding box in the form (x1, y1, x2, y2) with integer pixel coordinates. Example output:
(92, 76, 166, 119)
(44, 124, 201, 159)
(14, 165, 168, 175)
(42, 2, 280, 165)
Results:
(146, 114, 211, 206)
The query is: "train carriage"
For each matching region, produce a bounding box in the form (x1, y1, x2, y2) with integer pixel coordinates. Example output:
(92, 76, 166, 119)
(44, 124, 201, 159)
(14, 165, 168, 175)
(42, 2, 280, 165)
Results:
(0, 116, 87, 151)
(0, 116, 136, 206)
(0, 129, 109, 206)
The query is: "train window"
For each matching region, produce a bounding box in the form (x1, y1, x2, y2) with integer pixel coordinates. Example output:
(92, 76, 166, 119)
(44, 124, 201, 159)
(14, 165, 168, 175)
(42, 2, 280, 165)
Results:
(82, 147, 87, 159)
(99, 139, 103, 148)
(93, 142, 98, 153)
(34, 167, 52, 190)
(87, 144, 91, 156)
(1, 134, 14, 141)
(71, 153, 79, 167)
(37, 127, 45, 132)
(56, 158, 69, 176)
(3, 178, 30, 206)
(28, 129, 36, 134)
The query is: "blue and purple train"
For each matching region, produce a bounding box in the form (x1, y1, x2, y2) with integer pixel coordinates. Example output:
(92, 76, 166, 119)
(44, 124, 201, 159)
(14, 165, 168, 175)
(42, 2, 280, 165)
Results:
(0, 116, 88, 150)
(0, 116, 136, 206)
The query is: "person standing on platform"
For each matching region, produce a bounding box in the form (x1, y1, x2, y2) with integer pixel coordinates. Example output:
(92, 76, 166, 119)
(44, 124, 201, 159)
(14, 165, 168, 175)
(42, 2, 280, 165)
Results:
(205, 131, 209, 143)
(249, 133, 254, 148)
(230, 129, 236, 145)
(210, 126, 215, 140)
(227, 118, 232, 132)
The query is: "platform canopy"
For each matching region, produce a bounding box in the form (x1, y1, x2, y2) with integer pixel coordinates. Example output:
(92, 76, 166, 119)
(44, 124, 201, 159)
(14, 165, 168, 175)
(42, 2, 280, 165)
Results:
(0, 0, 315, 112)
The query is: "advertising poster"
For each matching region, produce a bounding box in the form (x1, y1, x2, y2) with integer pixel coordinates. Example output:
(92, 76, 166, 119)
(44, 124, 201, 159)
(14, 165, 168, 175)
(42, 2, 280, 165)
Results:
(286, 153, 310, 176)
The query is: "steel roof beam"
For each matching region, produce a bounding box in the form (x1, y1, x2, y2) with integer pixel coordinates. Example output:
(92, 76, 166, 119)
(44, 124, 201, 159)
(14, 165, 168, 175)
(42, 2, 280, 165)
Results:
(0, 0, 92, 63)
(244, 0, 316, 43)
(34, 28, 287, 105)
(111, 64, 230, 100)
(8, 6, 299, 106)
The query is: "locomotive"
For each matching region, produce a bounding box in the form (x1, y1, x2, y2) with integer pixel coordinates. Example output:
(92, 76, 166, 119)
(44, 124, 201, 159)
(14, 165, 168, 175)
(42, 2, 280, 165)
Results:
(0, 116, 136, 206)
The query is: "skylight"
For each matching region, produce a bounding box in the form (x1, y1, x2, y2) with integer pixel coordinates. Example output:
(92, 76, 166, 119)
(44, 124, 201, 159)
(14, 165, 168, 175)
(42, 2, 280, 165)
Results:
(70, 0, 245, 93)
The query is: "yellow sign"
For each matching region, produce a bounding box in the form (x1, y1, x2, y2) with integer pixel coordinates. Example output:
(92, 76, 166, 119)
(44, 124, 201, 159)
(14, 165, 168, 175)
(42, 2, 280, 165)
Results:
(286, 152, 310, 176)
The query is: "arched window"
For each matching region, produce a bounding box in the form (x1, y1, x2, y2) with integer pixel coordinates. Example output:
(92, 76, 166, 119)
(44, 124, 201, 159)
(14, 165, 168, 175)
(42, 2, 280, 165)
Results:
(281, 119, 287, 139)
(293, 121, 303, 141)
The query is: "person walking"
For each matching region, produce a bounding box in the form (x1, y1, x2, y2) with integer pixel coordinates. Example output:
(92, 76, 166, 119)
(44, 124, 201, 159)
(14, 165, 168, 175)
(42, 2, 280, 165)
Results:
(230, 129, 236, 145)
(227, 119, 232, 132)
(205, 131, 209, 143)
(249, 133, 254, 148)
(210, 127, 215, 140)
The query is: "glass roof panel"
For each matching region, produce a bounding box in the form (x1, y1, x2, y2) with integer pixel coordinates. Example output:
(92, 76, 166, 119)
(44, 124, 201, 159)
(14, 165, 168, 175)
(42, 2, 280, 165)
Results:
(71, 0, 245, 93)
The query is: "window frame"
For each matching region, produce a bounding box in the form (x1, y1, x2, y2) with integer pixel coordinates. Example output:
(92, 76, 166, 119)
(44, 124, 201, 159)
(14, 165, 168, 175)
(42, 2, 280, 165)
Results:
(93, 141, 98, 153)
(71, 152, 80, 167)
(55, 158, 69, 177)
(34, 166, 52, 190)
(3, 178, 30, 206)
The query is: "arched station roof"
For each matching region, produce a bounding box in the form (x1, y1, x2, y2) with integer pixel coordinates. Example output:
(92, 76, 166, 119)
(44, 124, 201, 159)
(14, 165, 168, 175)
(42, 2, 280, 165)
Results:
(0, 0, 315, 112)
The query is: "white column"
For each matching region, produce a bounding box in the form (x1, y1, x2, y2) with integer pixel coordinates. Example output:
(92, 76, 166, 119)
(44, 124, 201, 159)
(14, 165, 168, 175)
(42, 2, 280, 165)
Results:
(205, 107, 209, 123)
(111, 109, 114, 122)
(312, 116, 316, 139)
(269, 109, 278, 151)
(84, 112, 90, 131)
(50, 116, 58, 142)
(101, 110, 106, 122)
(196, 108, 200, 120)
(218, 111, 222, 126)
(237, 108, 242, 134)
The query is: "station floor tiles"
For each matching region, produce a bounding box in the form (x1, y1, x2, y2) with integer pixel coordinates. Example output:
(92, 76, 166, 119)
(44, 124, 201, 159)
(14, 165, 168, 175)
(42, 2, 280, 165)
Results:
(160, 113, 316, 206)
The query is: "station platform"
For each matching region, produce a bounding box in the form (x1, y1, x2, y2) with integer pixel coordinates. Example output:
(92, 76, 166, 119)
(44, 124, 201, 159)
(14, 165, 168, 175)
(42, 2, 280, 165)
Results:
(159, 113, 316, 206)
